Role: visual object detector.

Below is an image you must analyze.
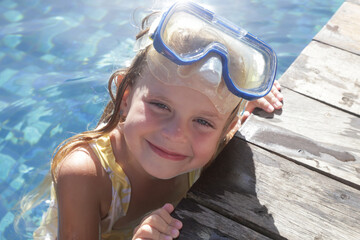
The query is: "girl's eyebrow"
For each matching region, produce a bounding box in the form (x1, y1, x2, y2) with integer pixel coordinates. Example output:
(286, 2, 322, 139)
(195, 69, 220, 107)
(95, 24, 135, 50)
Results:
(147, 92, 223, 120)
(147, 93, 173, 103)
(199, 111, 223, 120)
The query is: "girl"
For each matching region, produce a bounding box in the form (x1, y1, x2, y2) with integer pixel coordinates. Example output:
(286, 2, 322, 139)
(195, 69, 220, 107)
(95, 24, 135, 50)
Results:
(20, 2, 282, 240)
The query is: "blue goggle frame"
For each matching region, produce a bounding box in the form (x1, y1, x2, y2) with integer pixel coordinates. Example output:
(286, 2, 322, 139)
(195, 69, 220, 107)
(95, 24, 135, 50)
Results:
(151, 1, 277, 101)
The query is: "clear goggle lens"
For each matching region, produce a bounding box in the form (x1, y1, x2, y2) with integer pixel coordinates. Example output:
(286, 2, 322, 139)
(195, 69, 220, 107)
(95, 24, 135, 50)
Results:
(155, 2, 277, 100)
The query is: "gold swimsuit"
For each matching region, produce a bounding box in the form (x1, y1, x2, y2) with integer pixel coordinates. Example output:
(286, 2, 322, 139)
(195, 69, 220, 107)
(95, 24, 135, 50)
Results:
(33, 134, 201, 240)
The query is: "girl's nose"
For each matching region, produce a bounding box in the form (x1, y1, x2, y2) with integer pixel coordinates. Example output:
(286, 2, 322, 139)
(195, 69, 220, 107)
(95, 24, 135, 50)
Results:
(161, 116, 187, 142)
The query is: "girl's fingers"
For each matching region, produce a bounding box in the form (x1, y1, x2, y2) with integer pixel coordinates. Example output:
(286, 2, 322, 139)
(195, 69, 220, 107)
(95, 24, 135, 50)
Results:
(240, 111, 251, 124)
(261, 83, 283, 110)
(270, 84, 283, 102)
(255, 96, 275, 112)
(153, 204, 180, 227)
(138, 204, 174, 228)
(141, 213, 180, 237)
(273, 80, 281, 91)
(241, 80, 284, 124)
(162, 203, 174, 215)
(244, 100, 257, 114)
(159, 204, 182, 229)
(133, 224, 174, 240)
(133, 204, 182, 240)
(264, 94, 282, 110)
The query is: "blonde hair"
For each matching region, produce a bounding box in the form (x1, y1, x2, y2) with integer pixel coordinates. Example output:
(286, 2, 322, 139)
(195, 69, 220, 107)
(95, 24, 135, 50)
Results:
(15, 11, 241, 232)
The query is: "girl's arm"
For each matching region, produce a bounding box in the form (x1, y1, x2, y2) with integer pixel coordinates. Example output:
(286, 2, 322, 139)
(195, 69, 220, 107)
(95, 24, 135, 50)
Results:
(55, 146, 110, 240)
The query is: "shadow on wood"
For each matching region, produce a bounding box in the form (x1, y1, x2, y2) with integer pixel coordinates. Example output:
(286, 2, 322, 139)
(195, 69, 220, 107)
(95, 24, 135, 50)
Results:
(173, 136, 284, 239)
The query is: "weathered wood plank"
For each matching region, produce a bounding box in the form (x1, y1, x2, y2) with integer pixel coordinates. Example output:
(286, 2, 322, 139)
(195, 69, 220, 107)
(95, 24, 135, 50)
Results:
(279, 41, 360, 115)
(347, 0, 360, 5)
(314, 2, 360, 55)
(239, 88, 360, 188)
(188, 137, 360, 240)
(172, 199, 271, 240)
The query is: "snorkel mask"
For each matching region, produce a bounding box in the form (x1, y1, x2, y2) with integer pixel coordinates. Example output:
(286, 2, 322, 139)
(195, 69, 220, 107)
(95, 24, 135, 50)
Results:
(135, 1, 277, 114)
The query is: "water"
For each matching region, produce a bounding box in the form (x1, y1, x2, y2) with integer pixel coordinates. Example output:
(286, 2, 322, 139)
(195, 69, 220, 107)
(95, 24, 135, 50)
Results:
(0, 0, 344, 238)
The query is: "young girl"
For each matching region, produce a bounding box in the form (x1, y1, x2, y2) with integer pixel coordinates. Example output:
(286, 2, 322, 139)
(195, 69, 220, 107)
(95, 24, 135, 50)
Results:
(21, 2, 282, 239)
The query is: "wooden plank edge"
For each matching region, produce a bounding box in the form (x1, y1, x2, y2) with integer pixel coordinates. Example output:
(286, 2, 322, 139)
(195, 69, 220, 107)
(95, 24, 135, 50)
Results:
(347, 0, 360, 6)
(312, 39, 360, 57)
(278, 40, 360, 116)
(237, 117, 360, 191)
(313, 1, 360, 56)
(237, 132, 360, 191)
(185, 192, 286, 240)
(172, 198, 273, 240)
(187, 137, 360, 239)
(279, 85, 360, 118)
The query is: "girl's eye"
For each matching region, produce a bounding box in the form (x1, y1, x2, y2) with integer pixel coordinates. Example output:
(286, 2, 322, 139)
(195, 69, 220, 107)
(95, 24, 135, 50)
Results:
(150, 102, 170, 111)
(195, 118, 214, 128)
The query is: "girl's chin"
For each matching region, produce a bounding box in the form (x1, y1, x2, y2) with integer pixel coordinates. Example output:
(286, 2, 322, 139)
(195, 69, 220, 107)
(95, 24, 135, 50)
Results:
(143, 165, 187, 180)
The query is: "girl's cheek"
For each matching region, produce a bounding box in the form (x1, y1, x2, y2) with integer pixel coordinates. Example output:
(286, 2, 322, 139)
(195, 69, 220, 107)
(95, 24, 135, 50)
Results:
(129, 103, 161, 125)
(143, 103, 169, 122)
(192, 126, 222, 143)
(192, 133, 219, 155)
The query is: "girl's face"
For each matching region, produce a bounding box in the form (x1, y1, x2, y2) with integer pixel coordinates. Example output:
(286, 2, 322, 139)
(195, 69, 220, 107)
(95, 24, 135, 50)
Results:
(122, 67, 235, 180)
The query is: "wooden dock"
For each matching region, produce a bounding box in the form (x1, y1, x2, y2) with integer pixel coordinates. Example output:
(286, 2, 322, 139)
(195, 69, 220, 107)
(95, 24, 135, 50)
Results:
(172, 0, 360, 239)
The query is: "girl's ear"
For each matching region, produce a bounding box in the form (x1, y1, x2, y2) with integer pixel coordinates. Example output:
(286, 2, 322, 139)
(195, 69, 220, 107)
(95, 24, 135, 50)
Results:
(115, 74, 124, 88)
(115, 73, 132, 119)
(120, 87, 131, 115)
(224, 115, 241, 144)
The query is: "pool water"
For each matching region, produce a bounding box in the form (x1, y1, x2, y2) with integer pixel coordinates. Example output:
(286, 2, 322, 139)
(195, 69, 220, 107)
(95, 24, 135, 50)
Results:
(0, 0, 344, 239)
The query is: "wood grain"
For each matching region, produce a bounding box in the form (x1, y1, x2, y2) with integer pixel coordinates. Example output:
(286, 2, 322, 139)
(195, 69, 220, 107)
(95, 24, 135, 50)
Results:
(315, 1, 360, 55)
(347, 0, 360, 5)
(279, 41, 360, 115)
(239, 88, 360, 188)
(172, 199, 271, 240)
(187, 137, 360, 240)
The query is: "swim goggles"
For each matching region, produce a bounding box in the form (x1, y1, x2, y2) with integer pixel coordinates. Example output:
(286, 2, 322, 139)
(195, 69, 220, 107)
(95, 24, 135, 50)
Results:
(134, 1, 277, 114)
(148, 1, 277, 101)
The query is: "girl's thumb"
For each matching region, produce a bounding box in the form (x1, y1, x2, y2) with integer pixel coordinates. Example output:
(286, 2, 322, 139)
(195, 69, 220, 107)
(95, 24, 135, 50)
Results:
(162, 203, 174, 213)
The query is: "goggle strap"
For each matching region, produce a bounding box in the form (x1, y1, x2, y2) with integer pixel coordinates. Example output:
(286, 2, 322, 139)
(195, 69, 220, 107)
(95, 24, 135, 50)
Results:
(134, 34, 152, 52)
(238, 99, 248, 116)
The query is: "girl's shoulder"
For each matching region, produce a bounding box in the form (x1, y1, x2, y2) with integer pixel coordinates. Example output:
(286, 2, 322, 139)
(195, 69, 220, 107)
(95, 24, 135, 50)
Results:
(56, 144, 105, 180)
(55, 144, 112, 196)
(55, 144, 112, 218)
(54, 144, 112, 237)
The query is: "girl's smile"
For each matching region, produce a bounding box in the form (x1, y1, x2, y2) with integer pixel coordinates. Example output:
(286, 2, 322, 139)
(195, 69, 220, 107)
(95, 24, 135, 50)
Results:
(146, 140, 189, 161)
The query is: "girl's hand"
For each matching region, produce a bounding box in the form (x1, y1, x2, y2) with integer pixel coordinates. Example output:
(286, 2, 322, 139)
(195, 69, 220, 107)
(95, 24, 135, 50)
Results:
(241, 80, 283, 124)
(133, 203, 183, 240)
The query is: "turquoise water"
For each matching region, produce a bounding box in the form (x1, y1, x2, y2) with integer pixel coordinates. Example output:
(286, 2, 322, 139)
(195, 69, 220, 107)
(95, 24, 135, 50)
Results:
(0, 0, 344, 239)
